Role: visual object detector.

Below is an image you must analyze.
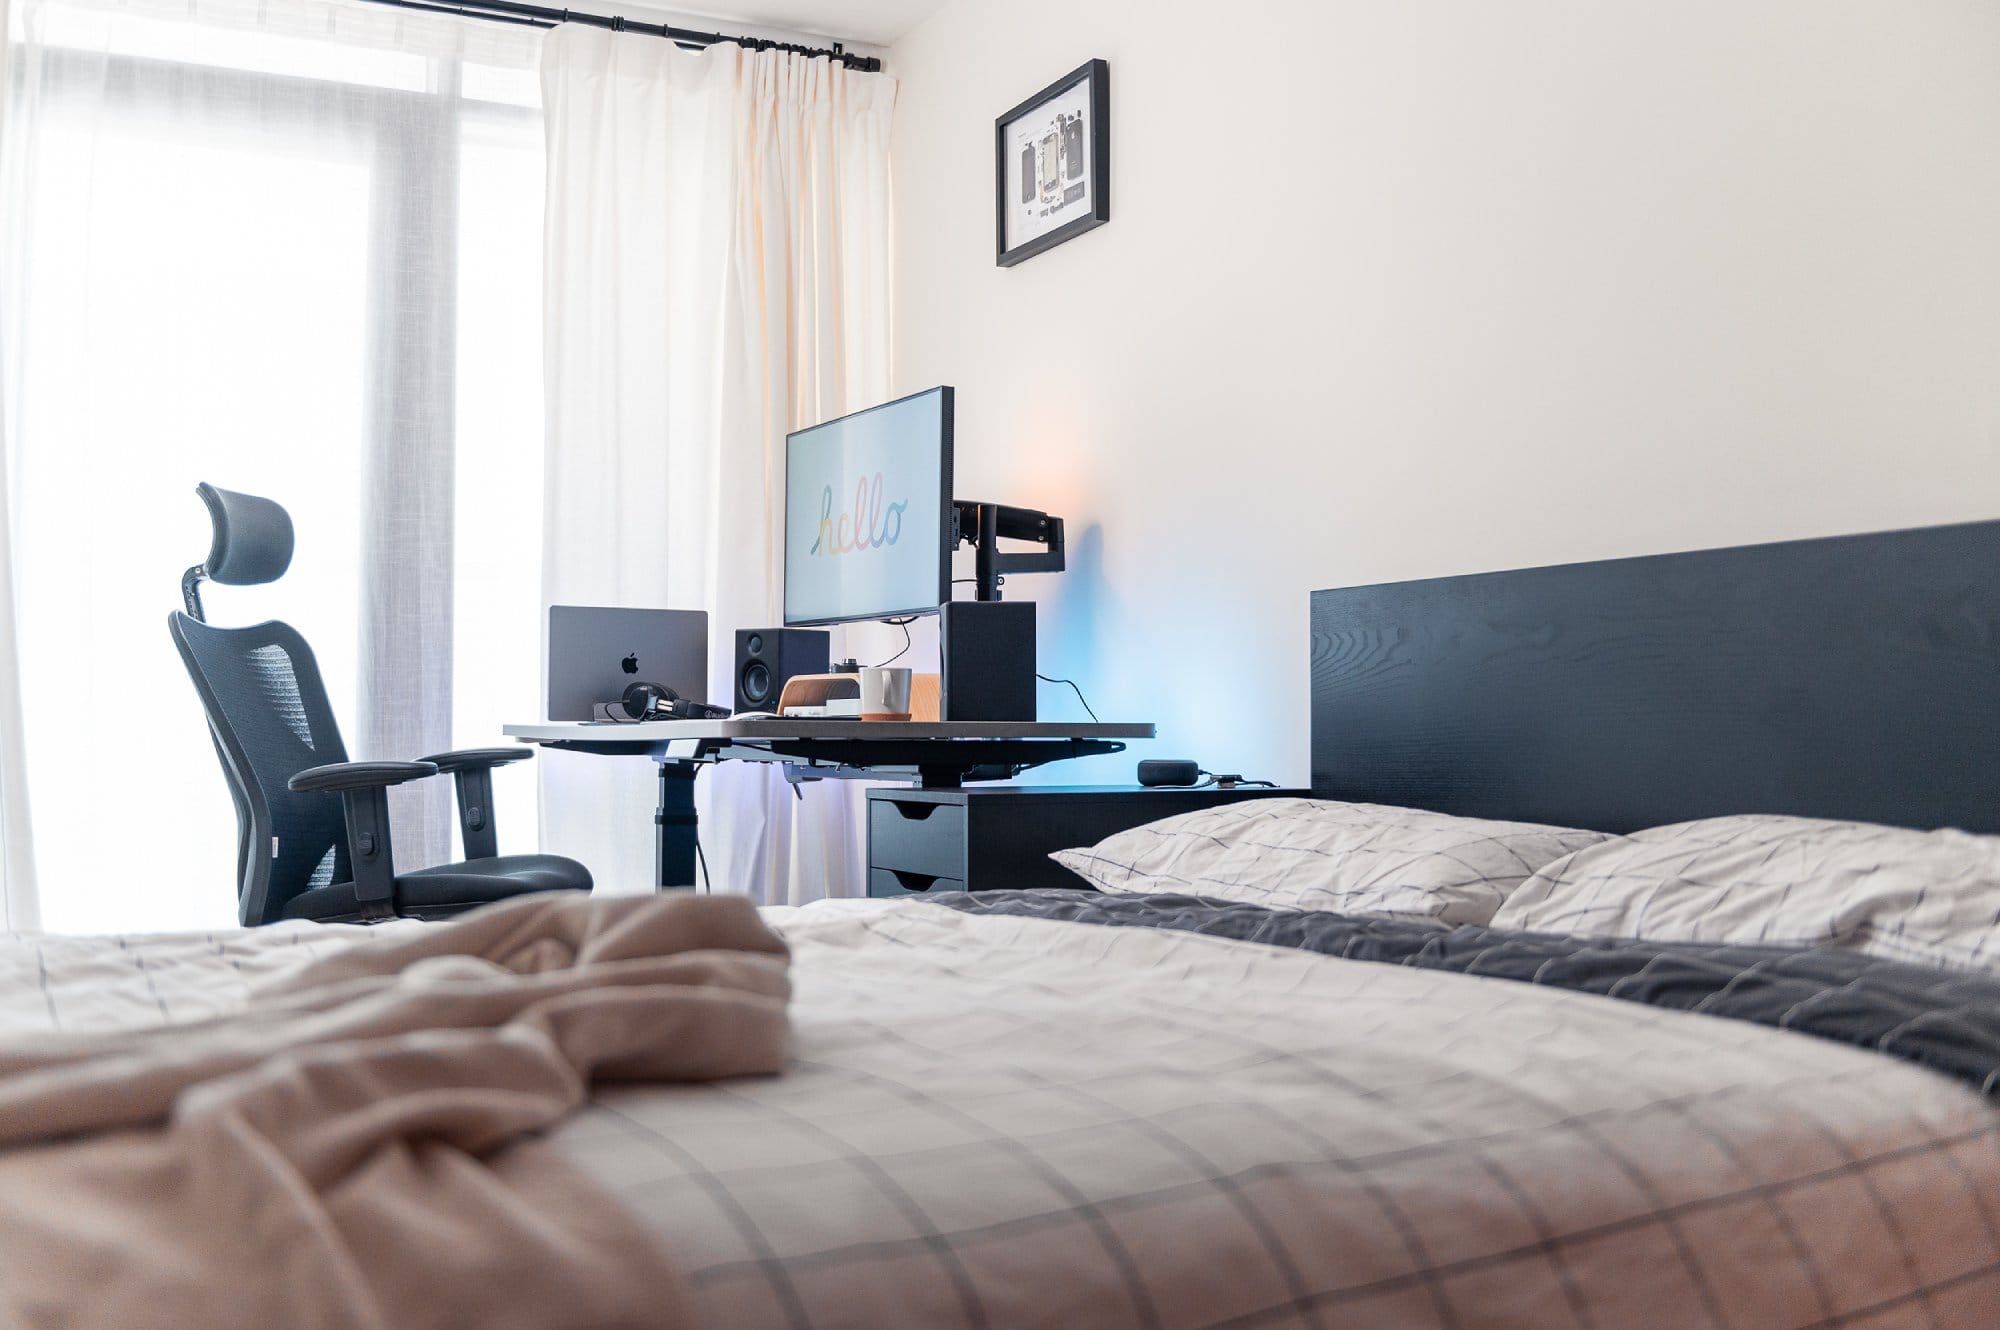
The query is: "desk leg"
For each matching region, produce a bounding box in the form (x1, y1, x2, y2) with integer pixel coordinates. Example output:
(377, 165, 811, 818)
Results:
(655, 763, 700, 890)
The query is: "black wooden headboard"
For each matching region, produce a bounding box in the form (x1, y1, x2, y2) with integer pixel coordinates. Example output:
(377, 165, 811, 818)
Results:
(1309, 520, 2000, 835)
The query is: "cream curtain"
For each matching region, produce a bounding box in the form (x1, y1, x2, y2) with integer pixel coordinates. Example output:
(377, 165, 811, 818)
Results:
(539, 28, 895, 903)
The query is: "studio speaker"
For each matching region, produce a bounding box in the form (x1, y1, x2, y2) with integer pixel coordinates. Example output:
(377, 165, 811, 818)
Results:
(940, 600, 1037, 722)
(734, 628, 830, 713)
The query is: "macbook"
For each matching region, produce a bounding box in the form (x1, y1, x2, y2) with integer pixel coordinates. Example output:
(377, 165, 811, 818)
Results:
(547, 606, 709, 721)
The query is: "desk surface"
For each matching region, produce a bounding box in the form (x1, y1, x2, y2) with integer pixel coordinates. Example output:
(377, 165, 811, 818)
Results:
(504, 719, 1154, 742)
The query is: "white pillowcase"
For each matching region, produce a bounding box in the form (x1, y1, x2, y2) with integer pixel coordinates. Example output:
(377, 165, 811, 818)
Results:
(1490, 813, 2000, 974)
(1050, 798, 1609, 925)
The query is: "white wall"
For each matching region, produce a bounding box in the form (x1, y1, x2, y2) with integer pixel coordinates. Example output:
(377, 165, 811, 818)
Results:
(889, 0, 2000, 787)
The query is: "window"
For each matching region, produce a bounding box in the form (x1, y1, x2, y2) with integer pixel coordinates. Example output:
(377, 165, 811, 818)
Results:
(5, 0, 546, 931)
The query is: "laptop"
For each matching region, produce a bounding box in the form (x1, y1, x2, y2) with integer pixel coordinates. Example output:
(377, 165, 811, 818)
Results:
(547, 606, 709, 721)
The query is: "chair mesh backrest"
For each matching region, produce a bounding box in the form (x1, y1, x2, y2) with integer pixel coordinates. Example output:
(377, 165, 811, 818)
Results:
(169, 612, 350, 923)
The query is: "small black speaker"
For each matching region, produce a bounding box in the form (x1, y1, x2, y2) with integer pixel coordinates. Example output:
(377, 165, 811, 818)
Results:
(1138, 759, 1201, 788)
(734, 628, 830, 713)
(940, 600, 1036, 721)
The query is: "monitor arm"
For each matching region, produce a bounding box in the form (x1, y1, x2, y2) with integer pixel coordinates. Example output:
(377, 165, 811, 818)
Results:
(953, 501, 1065, 602)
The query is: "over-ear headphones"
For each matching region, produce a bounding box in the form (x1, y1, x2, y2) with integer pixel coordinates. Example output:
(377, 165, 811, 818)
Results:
(616, 681, 731, 722)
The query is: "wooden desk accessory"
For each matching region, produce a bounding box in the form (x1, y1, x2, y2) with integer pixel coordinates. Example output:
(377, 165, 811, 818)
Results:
(778, 672, 940, 721)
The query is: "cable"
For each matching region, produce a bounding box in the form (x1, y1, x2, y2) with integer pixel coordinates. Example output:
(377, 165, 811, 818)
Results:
(1195, 770, 1279, 790)
(695, 837, 712, 894)
(874, 616, 914, 668)
(1036, 673, 1098, 723)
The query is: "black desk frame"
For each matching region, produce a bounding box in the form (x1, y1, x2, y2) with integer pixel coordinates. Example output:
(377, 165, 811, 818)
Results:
(526, 732, 1131, 889)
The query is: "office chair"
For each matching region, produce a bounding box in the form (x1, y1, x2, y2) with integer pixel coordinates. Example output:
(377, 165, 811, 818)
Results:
(169, 482, 592, 925)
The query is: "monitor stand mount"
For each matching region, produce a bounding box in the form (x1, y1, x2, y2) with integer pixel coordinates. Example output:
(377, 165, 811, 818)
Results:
(953, 500, 1065, 601)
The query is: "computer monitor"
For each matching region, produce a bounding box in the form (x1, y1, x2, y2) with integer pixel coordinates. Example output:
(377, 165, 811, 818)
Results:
(783, 386, 954, 627)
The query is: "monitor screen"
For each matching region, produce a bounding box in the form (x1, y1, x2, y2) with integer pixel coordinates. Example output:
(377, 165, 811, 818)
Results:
(784, 386, 954, 627)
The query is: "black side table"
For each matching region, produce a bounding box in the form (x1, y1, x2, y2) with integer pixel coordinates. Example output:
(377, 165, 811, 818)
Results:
(866, 785, 1307, 898)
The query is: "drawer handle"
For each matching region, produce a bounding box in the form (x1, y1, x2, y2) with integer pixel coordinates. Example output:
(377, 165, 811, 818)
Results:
(890, 870, 941, 892)
(886, 802, 942, 822)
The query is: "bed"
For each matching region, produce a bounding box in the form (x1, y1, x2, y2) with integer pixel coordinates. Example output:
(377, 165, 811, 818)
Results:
(7, 519, 2000, 1328)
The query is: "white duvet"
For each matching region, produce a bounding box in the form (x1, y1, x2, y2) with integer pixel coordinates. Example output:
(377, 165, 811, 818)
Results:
(6, 899, 1999, 1328)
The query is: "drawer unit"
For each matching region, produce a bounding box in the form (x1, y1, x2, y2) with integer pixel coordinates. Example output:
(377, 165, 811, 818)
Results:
(867, 798, 968, 880)
(865, 785, 1307, 898)
(868, 867, 967, 898)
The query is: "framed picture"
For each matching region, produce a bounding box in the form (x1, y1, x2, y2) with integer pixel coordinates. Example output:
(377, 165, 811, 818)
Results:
(995, 59, 1109, 268)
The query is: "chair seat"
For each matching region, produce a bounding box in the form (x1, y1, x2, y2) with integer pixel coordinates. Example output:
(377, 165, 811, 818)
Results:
(281, 854, 593, 923)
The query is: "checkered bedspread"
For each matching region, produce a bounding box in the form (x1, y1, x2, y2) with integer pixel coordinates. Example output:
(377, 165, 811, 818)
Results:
(5, 903, 1999, 1328)
(560, 900, 2000, 1329)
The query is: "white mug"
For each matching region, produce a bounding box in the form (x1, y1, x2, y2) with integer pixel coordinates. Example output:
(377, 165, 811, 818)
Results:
(858, 666, 914, 721)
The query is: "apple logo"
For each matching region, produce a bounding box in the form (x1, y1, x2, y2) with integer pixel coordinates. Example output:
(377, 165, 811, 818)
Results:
(620, 653, 639, 675)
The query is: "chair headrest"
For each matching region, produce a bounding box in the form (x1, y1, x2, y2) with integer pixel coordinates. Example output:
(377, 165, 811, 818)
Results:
(196, 482, 294, 586)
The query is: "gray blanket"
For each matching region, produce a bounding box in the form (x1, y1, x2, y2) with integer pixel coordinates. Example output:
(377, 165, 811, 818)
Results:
(933, 889, 2000, 1095)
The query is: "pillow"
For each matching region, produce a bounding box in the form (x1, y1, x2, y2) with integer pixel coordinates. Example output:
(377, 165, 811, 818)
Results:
(1490, 813, 2000, 973)
(1049, 798, 1610, 925)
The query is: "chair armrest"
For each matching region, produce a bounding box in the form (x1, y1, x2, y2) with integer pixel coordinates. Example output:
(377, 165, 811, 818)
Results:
(416, 747, 534, 773)
(284, 762, 436, 917)
(414, 750, 529, 861)
(287, 760, 439, 794)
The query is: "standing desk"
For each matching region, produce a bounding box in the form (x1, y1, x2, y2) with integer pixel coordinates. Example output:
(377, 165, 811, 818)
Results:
(501, 718, 1154, 889)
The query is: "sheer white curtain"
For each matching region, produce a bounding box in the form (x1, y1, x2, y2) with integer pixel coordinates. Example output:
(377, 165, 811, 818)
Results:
(1, 0, 548, 931)
(0, 0, 35, 932)
(0, 365, 29, 932)
(539, 28, 895, 903)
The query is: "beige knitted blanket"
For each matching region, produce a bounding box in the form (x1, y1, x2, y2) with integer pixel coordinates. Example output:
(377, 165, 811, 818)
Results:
(0, 892, 790, 1330)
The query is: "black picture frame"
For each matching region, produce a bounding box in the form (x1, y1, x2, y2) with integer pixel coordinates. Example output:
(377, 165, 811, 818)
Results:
(995, 59, 1109, 268)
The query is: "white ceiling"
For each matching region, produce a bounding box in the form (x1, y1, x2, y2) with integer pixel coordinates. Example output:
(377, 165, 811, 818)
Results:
(621, 0, 947, 47)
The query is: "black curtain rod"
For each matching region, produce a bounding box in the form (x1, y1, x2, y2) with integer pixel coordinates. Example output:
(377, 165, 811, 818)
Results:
(354, 0, 882, 71)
